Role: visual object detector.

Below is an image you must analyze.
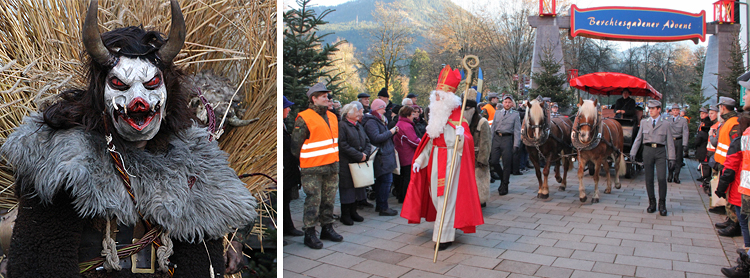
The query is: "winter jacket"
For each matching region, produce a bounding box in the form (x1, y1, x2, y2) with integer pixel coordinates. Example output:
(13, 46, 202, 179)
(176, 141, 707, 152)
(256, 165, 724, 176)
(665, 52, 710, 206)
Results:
(393, 117, 420, 167)
(362, 112, 397, 177)
(717, 134, 743, 207)
(338, 118, 372, 190)
(283, 125, 301, 190)
(695, 117, 713, 162)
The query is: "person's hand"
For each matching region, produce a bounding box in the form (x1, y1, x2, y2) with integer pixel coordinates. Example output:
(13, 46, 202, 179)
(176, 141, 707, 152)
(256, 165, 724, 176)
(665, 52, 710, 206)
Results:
(361, 153, 367, 162)
(455, 126, 464, 139)
(715, 190, 726, 199)
(412, 163, 421, 173)
(224, 240, 243, 274)
(390, 127, 397, 134)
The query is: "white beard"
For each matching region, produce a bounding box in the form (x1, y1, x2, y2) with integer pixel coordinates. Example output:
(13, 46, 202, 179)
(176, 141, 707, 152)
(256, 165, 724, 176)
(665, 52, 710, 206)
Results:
(426, 90, 461, 138)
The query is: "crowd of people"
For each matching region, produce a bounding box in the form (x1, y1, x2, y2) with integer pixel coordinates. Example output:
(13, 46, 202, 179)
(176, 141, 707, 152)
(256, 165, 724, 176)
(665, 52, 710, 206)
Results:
(282, 68, 750, 278)
(281, 65, 569, 250)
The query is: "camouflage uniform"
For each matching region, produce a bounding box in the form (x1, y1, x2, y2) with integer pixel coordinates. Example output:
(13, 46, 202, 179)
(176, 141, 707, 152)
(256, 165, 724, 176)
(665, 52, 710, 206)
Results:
(292, 104, 340, 229)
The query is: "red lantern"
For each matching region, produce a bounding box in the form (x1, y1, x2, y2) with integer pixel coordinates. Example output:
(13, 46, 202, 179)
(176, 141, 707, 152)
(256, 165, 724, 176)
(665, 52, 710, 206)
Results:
(539, 0, 556, 16)
(567, 69, 579, 82)
(714, 0, 735, 24)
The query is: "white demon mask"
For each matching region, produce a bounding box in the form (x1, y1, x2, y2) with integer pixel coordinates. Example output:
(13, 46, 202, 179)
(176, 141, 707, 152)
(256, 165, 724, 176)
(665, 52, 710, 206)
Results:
(104, 57, 166, 142)
(82, 0, 185, 142)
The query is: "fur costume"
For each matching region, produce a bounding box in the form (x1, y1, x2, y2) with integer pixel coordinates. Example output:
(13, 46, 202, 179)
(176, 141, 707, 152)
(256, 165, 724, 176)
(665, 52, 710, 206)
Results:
(0, 1, 257, 276)
(2, 115, 256, 277)
(473, 117, 491, 204)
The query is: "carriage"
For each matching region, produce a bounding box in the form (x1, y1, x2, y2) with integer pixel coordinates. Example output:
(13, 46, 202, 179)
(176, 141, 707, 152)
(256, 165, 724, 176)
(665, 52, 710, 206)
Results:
(569, 72, 663, 179)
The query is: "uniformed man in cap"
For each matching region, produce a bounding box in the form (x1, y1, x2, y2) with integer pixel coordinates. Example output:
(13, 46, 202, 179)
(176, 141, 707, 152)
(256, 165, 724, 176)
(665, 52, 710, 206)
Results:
(714, 96, 743, 237)
(630, 100, 675, 216)
(667, 104, 689, 184)
(490, 94, 521, 195)
(292, 82, 344, 249)
(358, 92, 371, 113)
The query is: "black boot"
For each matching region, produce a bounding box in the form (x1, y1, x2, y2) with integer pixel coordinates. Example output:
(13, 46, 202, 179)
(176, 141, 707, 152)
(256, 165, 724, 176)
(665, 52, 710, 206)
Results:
(658, 199, 667, 216)
(709, 206, 727, 215)
(667, 172, 673, 183)
(647, 198, 656, 213)
(350, 204, 364, 222)
(436, 241, 453, 251)
(498, 183, 509, 196)
(673, 174, 681, 184)
(719, 221, 742, 237)
(304, 227, 323, 249)
(721, 249, 750, 277)
(715, 218, 734, 229)
(320, 223, 343, 242)
(490, 165, 502, 180)
(340, 204, 353, 226)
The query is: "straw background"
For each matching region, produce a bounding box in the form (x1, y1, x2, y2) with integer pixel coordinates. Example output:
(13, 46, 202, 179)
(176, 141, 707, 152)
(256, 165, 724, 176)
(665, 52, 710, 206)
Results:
(0, 0, 277, 259)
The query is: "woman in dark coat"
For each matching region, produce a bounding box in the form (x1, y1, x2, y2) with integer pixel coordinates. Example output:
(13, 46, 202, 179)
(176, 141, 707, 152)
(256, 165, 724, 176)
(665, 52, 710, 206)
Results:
(362, 99, 399, 216)
(283, 96, 304, 236)
(338, 102, 371, 225)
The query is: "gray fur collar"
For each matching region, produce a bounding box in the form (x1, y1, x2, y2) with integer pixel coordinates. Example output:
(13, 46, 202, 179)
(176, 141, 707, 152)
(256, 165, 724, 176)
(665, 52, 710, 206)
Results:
(1, 115, 257, 243)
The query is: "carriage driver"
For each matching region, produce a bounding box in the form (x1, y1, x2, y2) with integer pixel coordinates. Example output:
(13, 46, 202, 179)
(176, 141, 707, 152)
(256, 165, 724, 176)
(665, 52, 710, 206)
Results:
(612, 89, 637, 119)
(630, 100, 676, 216)
(668, 104, 689, 184)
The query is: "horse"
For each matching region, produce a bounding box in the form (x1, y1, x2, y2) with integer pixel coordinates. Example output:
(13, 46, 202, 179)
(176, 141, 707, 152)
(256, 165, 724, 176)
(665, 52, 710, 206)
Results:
(521, 97, 574, 199)
(571, 99, 626, 203)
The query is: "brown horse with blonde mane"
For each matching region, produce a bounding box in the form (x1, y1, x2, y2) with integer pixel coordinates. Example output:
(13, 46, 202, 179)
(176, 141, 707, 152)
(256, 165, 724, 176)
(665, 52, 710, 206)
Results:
(572, 98, 626, 203)
(522, 96, 574, 199)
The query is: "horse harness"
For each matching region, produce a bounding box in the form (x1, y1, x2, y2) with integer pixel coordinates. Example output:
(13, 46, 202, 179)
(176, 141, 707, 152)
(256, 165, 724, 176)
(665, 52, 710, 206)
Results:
(572, 108, 622, 156)
(521, 101, 572, 162)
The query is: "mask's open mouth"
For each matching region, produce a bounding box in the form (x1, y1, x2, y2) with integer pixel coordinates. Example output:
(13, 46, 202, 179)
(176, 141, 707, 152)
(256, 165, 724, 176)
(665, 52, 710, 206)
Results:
(114, 97, 160, 131)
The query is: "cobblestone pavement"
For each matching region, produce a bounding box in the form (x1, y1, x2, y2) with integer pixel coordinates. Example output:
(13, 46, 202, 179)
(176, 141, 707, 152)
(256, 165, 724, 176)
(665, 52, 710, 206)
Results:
(284, 158, 738, 278)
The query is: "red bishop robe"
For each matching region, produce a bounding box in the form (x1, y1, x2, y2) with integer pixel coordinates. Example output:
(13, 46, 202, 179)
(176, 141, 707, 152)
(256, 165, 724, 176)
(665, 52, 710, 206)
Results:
(400, 107, 484, 233)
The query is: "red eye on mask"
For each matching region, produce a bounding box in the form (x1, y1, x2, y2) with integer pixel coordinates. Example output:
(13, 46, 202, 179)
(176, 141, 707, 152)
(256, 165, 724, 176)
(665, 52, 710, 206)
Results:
(111, 77, 125, 87)
(144, 75, 161, 88)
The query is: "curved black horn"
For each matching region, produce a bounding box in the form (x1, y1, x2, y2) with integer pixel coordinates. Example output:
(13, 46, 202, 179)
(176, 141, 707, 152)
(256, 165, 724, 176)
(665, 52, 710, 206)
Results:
(82, 0, 115, 66)
(157, 0, 186, 64)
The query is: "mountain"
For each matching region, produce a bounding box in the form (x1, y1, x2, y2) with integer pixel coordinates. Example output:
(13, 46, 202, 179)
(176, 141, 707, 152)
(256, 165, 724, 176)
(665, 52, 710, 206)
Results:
(311, 0, 463, 58)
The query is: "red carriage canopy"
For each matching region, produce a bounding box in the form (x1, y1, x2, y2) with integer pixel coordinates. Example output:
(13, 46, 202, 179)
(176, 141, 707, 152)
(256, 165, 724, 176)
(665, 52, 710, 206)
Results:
(569, 72, 662, 100)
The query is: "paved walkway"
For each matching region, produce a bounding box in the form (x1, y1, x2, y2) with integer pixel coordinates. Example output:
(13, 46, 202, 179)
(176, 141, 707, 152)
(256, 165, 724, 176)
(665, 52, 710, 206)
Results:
(284, 158, 738, 278)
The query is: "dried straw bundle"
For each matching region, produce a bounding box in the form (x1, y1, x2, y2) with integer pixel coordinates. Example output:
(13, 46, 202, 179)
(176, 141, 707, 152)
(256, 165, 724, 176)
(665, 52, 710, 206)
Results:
(0, 0, 277, 249)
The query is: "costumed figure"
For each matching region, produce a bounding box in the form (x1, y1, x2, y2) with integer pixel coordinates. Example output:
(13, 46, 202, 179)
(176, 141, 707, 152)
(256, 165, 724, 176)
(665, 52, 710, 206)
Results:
(400, 65, 484, 251)
(0, 1, 257, 277)
(465, 89, 491, 206)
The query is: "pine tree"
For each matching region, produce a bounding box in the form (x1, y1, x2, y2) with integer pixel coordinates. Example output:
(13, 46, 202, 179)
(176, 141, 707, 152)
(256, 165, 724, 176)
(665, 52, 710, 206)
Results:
(283, 0, 342, 114)
(530, 48, 570, 106)
(718, 33, 747, 102)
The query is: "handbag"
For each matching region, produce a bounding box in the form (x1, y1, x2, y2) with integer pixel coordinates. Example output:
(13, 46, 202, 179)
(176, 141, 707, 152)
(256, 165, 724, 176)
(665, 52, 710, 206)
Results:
(350, 149, 378, 188)
(393, 149, 401, 175)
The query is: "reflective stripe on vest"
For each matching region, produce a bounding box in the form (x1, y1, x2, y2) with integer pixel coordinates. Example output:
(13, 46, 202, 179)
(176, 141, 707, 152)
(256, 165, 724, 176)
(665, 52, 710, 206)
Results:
(483, 104, 495, 126)
(716, 117, 739, 165)
(297, 109, 339, 168)
(707, 122, 720, 152)
(739, 127, 750, 195)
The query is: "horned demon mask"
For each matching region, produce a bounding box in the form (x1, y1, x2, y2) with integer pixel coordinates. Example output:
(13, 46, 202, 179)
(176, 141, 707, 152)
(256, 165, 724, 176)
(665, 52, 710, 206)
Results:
(82, 0, 185, 142)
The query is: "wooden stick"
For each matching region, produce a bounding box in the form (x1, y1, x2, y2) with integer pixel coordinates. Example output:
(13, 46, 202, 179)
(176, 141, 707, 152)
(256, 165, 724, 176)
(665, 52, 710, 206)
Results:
(433, 55, 479, 262)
